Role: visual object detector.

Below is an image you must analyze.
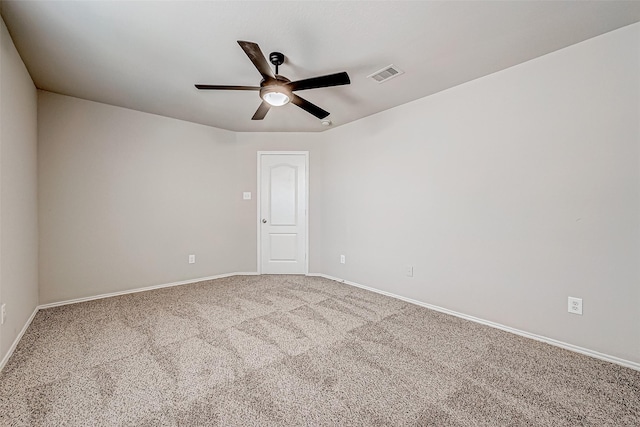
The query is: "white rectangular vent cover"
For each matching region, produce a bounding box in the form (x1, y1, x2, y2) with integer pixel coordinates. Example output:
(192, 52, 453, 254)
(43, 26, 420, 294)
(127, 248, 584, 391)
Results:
(367, 65, 404, 83)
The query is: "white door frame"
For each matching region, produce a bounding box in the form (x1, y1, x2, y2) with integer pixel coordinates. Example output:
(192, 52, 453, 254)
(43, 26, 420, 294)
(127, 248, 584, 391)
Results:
(257, 151, 309, 275)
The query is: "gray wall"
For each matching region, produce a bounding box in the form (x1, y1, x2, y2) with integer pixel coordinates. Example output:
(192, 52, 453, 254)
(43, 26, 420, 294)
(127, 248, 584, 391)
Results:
(0, 17, 38, 362)
(38, 94, 326, 303)
(38, 92, 241, 303)
(318, 23, 640, 363)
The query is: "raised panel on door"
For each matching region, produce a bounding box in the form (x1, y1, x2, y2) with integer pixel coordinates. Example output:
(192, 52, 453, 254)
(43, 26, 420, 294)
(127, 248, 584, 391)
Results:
(269, 233, 298, 261)
(270, 165, 297, 226)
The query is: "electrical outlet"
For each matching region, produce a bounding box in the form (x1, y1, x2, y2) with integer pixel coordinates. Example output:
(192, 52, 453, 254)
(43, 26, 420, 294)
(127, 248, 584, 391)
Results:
(405, 266, 414, 277)
(1, 304, 6, 325)
(188, 254, 196, 264)
(243, 192, 252, 200)
(568, 297, 582, 315)
(340, 255, 346, 264)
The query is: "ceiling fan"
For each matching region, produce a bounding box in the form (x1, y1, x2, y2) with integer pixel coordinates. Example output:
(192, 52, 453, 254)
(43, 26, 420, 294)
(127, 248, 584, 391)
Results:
(195, 41, 350, 121)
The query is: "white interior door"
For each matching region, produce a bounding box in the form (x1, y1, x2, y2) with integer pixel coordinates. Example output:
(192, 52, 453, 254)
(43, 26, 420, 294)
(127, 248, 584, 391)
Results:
(259, 152, 307, 274)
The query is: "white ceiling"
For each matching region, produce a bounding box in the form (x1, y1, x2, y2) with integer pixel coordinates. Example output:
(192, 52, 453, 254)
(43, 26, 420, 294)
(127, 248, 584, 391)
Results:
(2, 1, 639, 132)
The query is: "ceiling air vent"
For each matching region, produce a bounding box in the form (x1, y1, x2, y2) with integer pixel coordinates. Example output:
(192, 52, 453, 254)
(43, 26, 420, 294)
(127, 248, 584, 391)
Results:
(367, 64, 404, 83)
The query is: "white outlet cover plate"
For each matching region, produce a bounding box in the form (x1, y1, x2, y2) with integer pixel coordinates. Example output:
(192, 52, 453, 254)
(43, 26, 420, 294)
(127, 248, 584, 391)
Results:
(568, 297, 583, 315)
(243, 192, 252, 200)
(189, 255, 196, 264)
(340, 255, 345, 264)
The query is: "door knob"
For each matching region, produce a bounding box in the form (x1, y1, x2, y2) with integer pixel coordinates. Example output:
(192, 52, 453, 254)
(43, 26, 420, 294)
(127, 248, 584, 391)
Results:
(262, 219, 267, 223)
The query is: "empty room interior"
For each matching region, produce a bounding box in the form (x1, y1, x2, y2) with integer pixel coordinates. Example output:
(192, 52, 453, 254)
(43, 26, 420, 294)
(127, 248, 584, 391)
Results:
(1, 1, 639, 425)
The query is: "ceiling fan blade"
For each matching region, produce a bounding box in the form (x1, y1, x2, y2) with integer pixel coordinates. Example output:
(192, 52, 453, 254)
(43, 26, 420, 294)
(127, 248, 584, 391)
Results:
(287, 72, 350, 91)
(237, 41, 275, 80)
(291, 94, 329, 119)
(195, 84, 260, 90)
(252, 101, 271, 120)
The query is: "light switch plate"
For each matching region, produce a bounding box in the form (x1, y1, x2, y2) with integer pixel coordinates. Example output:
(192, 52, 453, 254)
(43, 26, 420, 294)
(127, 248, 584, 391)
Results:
(243, 192, 252, 200)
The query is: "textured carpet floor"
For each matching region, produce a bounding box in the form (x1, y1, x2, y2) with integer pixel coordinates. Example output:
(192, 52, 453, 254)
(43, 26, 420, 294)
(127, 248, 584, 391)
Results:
(0, 275, 638, 426)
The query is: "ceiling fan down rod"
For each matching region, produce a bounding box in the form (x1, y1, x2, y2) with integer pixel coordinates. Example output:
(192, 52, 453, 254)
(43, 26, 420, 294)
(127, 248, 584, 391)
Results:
(269, 51, 285, 76)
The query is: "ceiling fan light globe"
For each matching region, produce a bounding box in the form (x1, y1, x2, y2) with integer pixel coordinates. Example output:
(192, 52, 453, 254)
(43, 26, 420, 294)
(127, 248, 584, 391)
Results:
(263, 91, 290, 107)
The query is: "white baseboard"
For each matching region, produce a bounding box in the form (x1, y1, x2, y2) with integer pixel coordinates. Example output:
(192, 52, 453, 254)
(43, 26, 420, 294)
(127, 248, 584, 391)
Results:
(39, 272, 259, 309)
(0, 306, 39, 372)
(308, 273, 640, 372)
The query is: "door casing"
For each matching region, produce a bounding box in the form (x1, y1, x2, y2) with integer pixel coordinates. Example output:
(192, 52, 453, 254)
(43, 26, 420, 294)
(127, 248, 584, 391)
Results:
(256, 151, 309, 275)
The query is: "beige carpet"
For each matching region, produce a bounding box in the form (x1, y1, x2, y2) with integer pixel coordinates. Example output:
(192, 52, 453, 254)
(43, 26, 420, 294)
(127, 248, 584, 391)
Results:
(0, 275, 638, 426)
